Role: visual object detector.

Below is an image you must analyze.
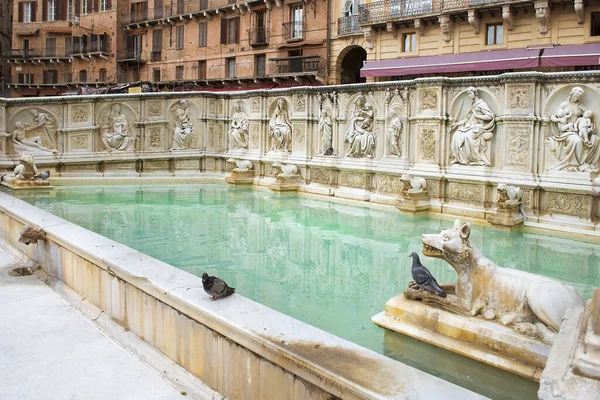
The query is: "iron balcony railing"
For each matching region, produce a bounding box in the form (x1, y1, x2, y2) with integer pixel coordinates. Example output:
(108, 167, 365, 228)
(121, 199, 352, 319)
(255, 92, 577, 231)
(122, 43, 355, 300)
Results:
(9, 48, 43, 58)
(338, 15, 361, 35)
(283, 21, 304, 41)
(248, 27, 269, 46)
(271, 55, 324, 75)
(117, 50, 145, 62)
(121, 0, 239, 26)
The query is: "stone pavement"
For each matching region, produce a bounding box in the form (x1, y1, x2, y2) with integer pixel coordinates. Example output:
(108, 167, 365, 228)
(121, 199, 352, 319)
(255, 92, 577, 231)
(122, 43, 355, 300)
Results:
(0, 247, 192, 400)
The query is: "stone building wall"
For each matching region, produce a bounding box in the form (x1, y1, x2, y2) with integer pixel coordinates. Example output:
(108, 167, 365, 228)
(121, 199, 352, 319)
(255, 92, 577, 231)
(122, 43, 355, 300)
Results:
(1, 71, 599, 235)
(0, 0, 12, 87)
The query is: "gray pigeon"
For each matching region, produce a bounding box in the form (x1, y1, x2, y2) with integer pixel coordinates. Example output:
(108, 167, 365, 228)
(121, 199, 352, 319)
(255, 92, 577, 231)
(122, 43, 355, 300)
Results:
(32, 170, 51, 180)
(409, 252, 446, 297)
(202, 272, 235, 300)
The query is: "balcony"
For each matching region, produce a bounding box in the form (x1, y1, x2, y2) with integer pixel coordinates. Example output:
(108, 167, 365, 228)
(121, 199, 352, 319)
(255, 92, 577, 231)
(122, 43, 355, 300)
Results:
(271, 55, 324, 76)
(283, 21, 304, 42)
(8, 47, 72, 63)
(248, 27, 269, 46)
(150, 51, 162, 62)
(358, 0, 434, 25)
(338, 15, 361, 36)
(117, 50, 146, 63)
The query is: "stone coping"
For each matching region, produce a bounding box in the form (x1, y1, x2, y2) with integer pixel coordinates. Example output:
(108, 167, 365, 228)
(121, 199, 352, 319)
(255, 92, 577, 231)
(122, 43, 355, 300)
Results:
(1, 70, 600, 104)
(0, 190, 485, 400)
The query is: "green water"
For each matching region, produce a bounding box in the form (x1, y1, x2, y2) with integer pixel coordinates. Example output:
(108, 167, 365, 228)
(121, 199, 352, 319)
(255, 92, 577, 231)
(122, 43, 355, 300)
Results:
(10, 184, 600, 399)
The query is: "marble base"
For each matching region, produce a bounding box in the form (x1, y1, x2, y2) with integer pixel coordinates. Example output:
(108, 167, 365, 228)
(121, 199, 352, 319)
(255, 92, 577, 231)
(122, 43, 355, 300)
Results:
(372, 295, 549, 381)
(0, 180, 53, 190)
(225, 170, 254, 186)
(268, 175, 300, 192)
(396, 191, 430, 213)
(486, 204, 524, 228)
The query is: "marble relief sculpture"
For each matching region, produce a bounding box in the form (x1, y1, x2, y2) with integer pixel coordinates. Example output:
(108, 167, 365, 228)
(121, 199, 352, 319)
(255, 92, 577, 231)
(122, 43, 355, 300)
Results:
(548, 87, 600, 172)
(0, 154, 51, 189)
(9, 121, 56, 154)
(271, 161, 298, 177)
(404, 219, 584, 344)
(228, 102, 249, 150)
(226, 158, 253, 172)
(170, 100, 197, 150)
(30, 109, 58, 150)
(99, 104, 134, 151)
(319, 109, 333, 155)
(269, 98, 292, 152)
(449, 87, 495, 166)
(387, 110, 402, 156)
(400, 174, 426, 196)
(345, 94, 376, 158)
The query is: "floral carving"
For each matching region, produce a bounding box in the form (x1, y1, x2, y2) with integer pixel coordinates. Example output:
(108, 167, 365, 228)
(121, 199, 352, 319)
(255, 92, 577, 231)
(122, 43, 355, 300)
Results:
(250, 124, 260, 148)
(506, 128, 530, 168)
(421, 90, 438, 110)
(72, 106, 89, 123)
(176, 160, 198, 169)
(205, 158, 216, 170)
(148, 102, 162, 117)
(293, 125, 305, 149)
(341, 171, 365, 188)
(296, 96, 306, 112)
(427, 180, 440, 198)
(509, 87, 531, 109)
(71, 135, 88, 150)
(547, 193, 590, 216)
(208, 99, 216, 114)
(148, 128, 162, 149)
(109, 162, 135, 170)
(146, 160, 168, 169)
(375, 174, 403, 194)
(251, 98, 260, 113)
(419, 127, 436, 161)
(310, 167, 332, 184)
(449, 183, 484, 202)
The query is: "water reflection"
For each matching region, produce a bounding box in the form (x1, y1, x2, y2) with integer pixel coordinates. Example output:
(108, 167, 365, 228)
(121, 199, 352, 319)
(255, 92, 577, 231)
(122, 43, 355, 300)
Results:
(12, 184, 600, 399)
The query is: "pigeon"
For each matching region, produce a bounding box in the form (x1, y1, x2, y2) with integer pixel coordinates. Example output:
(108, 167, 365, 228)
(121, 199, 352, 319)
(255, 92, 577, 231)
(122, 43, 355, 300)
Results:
(324, 147, 334, 156)
(202, 272, 235, 300)
(409, 252, 446, 297)
(32, 171, 51, 180)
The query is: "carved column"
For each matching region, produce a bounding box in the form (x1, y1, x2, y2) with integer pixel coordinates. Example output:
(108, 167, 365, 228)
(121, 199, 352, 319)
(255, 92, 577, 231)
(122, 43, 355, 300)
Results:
(534, 1, 551, 35)
(502, 6, 514, 31)
(363, 28, 374, 50)
(438, 15, 452, 43)
(468, 10, 480, 34)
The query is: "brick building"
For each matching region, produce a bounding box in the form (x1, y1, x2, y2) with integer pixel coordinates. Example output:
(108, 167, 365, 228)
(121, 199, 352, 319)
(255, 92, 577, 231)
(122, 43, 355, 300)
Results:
(1, 0, 13, 91)
(330, 0, 600, 84)
(117, 0, 328, 90)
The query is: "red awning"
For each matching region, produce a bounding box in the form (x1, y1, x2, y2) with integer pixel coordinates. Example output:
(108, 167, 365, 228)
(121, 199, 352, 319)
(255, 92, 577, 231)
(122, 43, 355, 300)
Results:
(361, 48, 541, 78)
(540, 43, 600, 67)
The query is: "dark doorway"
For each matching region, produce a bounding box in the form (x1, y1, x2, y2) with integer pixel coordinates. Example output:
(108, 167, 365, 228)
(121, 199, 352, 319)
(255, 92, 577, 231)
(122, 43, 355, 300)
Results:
(340, 46, 367, 84)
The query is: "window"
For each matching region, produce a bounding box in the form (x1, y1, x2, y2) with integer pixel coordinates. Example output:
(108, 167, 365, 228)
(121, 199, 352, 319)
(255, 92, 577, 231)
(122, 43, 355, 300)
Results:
(22, 2, 35, 23)
(100, 0, 107, 11)
(290, 4, 303, 39)
(79, 69, 87, 82)
(197, 60, 206, 80)
(486, 24, 503, 45)
(255, 54, 266, 76)
(592, 12, 600, 36)
(220, 18, 239, 44)
(131, 2, 148, 23)
(43, 70, 58, 84)
(65, 37, 72, 55)
(68, 0, 72, 19)
(99, 68, 107, 82)
(176, 25, 184, 50)
(152, 29, 162, 60)
(46, 38, 56, 57)
(198, 22, 207, 47)
(176, 65, 184, 80)
(402, 33, 416, 53)
(126, 34, 143, 58)
(153, 68, 161, 82)
(23, 39, 30, 56)
(177, 0, 184, 14)
(226, 57, 235, 78)
(48, 0, 56, 21)
(132, 67, 140, 81)
(154, 0, 163, 19)
(82, 0, 88, 14)
(65, 72, 72, 83)
(18, 73, 35, 84)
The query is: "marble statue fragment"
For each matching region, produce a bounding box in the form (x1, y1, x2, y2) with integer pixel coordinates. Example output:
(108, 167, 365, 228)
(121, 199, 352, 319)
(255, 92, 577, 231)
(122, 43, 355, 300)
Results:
(345, 94, 376, 158)
(19, 224, 46, 245)
(170, 100, 197, 150)
(271, 161, 298, 177)
(1, 154, 38, 184)
(226, 158, 253, 172)
(548, 87, 600, 172)
(449, 87, 495, 166)
(319, 109, 333, 155)
(404, 219, 585, 344)
(228, 102, 249, 150)
(400, 174, 427, 196)
(269, 98, 292, 152)
(99, 104, 134, 151)
(387, 110, 402, 156)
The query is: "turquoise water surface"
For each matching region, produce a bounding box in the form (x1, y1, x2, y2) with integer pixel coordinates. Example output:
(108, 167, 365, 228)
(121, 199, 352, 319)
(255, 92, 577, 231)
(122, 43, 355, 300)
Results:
(10, 184, 600, 400)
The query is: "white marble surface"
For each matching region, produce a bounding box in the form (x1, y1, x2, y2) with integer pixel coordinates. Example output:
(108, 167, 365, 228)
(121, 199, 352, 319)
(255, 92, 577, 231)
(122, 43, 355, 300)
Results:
(0, 248, 187, 400)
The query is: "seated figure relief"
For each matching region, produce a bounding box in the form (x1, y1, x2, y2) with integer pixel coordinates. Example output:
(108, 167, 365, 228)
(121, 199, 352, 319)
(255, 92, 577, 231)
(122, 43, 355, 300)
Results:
(548, 87, 600, 173)
(269, 98, 292, 152)
(449, 87, 495, 166)
(99, 104, 135, 151)
(228, 102, 249, 150)
(345, 94, 376, 158)
(170, 100, 197, 150)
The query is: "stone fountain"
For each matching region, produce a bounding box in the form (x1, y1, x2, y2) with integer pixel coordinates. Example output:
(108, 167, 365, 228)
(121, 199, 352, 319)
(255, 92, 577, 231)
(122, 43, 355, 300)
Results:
(0, 154, 52, 190)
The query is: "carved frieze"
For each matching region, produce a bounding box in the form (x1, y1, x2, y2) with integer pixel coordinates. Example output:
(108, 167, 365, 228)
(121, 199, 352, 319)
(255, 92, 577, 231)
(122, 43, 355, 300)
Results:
(506, 128, 530, 168)
(148, 102, 162, 117)
(293, 124, 306, 150)
(427, 180, 440, 198)
(176, 159, 199, 169)
(148, 128, 163, 149)
(420, 90, 438, 110)
(72, 105, 89, 123)
(449, 182, 484, 203)
(375, 174, 403, 194)
(145, 160, 169, 169)
(509, 87, 531, 109)
(251, 98, 260, 113)
(546, 192, 590, 216)
(296, 95, 306, 112)
(249, 124, 260, 148)
(310, 167, 332, 184)
(108, 162, 135, 170)
(204, 157, 216, 170)
(70, 135, 89, 150)
(341, 171, 366, 188)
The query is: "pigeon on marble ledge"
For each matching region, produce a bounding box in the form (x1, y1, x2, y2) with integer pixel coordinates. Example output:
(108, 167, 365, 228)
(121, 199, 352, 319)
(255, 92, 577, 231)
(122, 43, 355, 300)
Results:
(409, 252, 446, 297)
(32, 171, 51, 180)
(202, 272, 235, 301)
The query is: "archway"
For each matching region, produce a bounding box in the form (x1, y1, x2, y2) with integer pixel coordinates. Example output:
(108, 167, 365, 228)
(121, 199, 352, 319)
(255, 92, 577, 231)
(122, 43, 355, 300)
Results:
(339, 46, 367, 84)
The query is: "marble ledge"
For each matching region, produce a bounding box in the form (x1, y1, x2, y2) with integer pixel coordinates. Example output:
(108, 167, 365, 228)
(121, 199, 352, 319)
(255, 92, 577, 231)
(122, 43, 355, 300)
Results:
(0, 191, 485, 400)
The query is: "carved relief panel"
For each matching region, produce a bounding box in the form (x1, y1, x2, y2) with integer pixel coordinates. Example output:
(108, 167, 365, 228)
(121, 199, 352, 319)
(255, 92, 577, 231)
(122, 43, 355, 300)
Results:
(504, 126, 531, 170)
(417, 124, 438, 163)
(418, 88, 439, 113)
(145, 126, 165, 151)
(68, 133, 92, 152)
(69, 104, 91, 127)
(506, 84, 534, 114)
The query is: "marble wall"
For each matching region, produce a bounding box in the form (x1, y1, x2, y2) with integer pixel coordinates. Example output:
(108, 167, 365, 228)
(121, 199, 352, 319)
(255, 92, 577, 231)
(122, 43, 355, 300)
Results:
(1, 71, 599, 234)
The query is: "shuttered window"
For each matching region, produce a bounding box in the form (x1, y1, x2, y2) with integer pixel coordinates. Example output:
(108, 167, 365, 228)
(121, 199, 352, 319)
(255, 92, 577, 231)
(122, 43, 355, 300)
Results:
(226, 57, 235, 78)
(21, 2, 36, 23)
(46, 38, 56, 57)
(197, 60, 206, 80)
(176, 25, 184, 50)
(220, 17, 239, 45)
(176, 65, 184, 80)
(198, 22, 207, 47)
